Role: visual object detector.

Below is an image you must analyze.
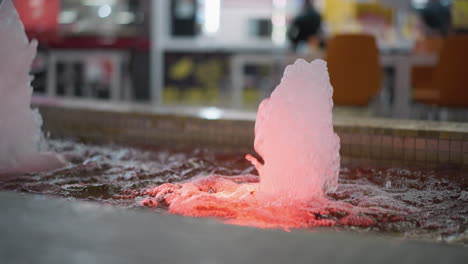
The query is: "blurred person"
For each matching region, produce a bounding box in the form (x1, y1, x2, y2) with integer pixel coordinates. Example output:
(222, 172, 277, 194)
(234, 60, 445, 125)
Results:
(287, 0, 323, 53)
(420, 0, 452, 36)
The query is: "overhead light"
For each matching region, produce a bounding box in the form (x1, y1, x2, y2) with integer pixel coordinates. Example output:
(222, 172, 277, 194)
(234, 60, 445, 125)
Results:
(98, 5, 112, 18)
(203, 0, 220, 35)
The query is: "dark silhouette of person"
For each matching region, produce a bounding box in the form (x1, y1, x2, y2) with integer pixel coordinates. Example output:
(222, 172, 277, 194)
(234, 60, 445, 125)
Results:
(287, 0, 322, 52)
(420, 0, 452, 35)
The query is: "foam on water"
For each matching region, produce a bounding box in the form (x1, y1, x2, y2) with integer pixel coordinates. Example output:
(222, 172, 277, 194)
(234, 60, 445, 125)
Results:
(0, 0, 65, 174)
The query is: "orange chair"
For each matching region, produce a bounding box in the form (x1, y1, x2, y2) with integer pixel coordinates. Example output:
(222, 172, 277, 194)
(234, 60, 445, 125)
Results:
(413, 36, 444, 55)
(411, 36, 444, 103)
(413, 35, 468, 106)
(326, 34, 382, 106)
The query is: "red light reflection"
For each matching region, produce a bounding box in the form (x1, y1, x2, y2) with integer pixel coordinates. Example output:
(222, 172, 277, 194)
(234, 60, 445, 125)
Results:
(141, 175, 382, 230)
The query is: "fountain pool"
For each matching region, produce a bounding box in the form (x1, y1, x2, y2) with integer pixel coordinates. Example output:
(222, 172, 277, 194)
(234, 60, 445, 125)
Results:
(0, 3, 466, 262)
(1, 139, 466, 243)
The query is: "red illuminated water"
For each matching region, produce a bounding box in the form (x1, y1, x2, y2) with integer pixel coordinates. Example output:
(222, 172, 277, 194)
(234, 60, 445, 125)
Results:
(140, 59, 343, 229)
(1, 140, 466, 243)
(140, 175, 378, 229)
(248, 59, 340, 202)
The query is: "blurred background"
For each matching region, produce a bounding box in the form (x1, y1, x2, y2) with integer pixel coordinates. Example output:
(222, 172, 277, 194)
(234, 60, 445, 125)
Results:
(14, 0, 468, 121)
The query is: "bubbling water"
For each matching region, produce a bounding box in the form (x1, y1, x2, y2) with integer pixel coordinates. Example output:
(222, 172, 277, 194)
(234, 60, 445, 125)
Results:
(143, 59, 344, 229)
(247, 59, 340, 202)
(0, 0, 65, 174)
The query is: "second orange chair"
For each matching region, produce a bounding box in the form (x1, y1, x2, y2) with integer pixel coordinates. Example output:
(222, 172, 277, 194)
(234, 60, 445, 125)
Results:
(326, 34, 382, 106)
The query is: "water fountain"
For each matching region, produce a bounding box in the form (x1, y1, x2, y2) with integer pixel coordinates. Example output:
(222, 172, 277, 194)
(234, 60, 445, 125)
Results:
(246, 59, 340, 202)
(139, 59, 348, 229)
(0, 0, 466, 251)
(0, 0, 65, 174)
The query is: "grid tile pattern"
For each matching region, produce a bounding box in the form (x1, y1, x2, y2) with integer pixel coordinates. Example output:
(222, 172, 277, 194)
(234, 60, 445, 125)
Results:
(39, 105, 468, 169)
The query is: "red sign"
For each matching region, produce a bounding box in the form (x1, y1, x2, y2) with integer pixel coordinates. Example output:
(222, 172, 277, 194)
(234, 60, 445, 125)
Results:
(14, 0, 60, 34)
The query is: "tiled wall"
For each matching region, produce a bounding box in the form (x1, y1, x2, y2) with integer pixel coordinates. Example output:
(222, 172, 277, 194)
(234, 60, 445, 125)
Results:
(39, 105, 468, 169)
(336, 126, 467, 169)
(39, 106, 255, 153)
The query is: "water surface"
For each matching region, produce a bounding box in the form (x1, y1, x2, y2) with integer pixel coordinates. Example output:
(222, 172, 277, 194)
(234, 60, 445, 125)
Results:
(0, 140, 466, 244)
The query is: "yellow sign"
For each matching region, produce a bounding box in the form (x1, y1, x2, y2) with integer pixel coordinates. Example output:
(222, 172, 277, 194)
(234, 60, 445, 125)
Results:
(453, 0, 468, 28)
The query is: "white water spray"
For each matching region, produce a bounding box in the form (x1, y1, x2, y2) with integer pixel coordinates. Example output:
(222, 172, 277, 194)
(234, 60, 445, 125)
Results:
(247, 59, 341, 202)
(0, 0, 65, 174)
